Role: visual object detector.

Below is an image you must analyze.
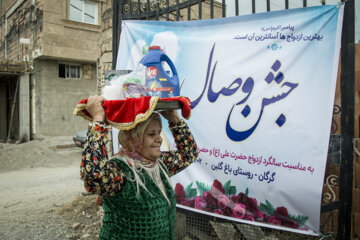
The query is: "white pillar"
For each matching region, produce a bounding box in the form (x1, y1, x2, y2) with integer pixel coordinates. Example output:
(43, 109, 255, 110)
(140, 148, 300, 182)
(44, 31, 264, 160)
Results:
(19, 73, 30, 142)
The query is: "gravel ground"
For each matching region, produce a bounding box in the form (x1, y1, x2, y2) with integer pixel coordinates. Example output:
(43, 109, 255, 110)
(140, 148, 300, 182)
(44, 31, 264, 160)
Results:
(0, 139, 102, 240)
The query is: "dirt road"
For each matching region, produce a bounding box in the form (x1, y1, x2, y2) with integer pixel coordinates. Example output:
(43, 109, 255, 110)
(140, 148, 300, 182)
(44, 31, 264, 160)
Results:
(0, 141, 102, 240)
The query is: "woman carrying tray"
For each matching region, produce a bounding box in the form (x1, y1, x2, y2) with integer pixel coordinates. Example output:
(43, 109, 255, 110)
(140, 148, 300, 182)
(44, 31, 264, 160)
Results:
(81, 95, 198, 240)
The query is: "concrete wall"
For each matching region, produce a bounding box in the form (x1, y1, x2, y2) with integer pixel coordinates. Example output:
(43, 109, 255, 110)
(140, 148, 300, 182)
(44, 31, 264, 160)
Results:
(33, 59, 96, 136)
(41, 0, 103, 62)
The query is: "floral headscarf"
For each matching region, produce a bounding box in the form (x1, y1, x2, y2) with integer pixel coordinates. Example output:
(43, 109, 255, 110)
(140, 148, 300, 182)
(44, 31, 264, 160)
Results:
(117, 113, 162, 165)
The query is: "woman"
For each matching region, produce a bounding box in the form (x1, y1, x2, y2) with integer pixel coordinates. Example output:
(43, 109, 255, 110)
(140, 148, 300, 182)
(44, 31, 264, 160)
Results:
(81, 95, 198, 240)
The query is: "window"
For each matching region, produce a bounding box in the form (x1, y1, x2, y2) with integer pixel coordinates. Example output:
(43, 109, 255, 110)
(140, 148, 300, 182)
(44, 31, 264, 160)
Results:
(59, 64, 81, 79)
(70, 0, 98, 24)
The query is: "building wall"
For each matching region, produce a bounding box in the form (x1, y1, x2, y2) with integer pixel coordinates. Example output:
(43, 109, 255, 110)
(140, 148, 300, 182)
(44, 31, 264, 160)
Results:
(0, 0, 103, 137)
(0, 0, 42, 61)
(33, 59, 96, 136)
(41, 0, 103, 62)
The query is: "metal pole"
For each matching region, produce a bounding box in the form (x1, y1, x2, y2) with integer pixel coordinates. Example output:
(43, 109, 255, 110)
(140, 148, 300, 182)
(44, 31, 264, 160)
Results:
(112, 0, 119, 70)
(338, 0, 355, 239)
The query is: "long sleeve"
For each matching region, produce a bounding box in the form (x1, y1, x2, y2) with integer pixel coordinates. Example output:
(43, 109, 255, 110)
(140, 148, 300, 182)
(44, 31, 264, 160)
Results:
(80, 121, 126, 196)
(161, 119, 199, 177)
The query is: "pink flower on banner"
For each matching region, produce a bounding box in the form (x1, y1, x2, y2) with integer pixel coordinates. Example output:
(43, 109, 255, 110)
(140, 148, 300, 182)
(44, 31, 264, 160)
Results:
(175, 183, 186, 203)
(194, 196, 206, 210)
(180, 198, 191, 207)
(204, 208, 212, 212)
(254, 209, 264, 220)
(213, 209, 223, 215)
(231, 194, 242, 204)
(268, 216, 281, 225)
(202, 191, 208, 200)
(275, 206, 289, 218)
(190, 199, 195, 208)
(284, 219, 299, 229)
(232, 203, 246, 219)
(217, 194, 230, 210)
(205, 191, 218, 208)
(263, 213, 269, 222)
(243, 196, 258, 214)
(212, 180, 225, 194)
(244, 215, 255, 221)
(223, 207, 232, 216)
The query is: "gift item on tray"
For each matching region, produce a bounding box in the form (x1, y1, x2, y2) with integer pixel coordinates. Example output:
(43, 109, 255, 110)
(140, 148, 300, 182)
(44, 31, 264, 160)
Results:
(79, 45, 186, 130)
(73, 96, 191, 130)
(102, 64, 147, 100)
(102, 46, 180, 101)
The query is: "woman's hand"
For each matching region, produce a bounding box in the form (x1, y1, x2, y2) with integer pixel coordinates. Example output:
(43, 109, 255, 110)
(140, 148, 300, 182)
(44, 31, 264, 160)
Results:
(86, 95, 106, 122)
(160, 110, 181, 124)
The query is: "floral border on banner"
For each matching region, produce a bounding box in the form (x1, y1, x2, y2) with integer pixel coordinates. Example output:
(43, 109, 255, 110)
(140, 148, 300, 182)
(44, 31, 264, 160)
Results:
(174, 179, 309, 230)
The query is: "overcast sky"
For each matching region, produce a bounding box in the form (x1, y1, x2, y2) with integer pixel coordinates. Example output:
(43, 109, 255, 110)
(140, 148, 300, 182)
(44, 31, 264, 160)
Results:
(223, 0, 360, 42)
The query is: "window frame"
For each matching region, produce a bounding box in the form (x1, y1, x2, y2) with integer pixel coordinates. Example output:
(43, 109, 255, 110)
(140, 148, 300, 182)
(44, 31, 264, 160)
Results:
(69, 0, 99, 25)
(59, 63, 82, 80)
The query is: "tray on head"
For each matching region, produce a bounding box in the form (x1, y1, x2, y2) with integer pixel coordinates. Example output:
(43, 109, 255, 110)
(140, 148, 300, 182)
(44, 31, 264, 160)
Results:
(155, 100, 182, 111)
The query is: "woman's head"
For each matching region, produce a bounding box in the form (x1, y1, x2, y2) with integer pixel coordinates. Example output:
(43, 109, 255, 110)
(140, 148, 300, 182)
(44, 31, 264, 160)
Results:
(118, 113, 162, 161)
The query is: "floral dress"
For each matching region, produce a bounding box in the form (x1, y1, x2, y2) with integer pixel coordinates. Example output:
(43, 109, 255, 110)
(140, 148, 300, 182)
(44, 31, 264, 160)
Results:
(80, 119, 198, 196)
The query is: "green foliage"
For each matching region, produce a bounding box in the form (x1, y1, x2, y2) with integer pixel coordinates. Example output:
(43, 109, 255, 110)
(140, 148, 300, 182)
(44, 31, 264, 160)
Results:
(196, 181, 211, 196)
(223, 180, 237, 197)
(244, 188, 249, 197)
(185, 183, 197, 199)
(259, 199, 275, 215)
(229, 186, 237, 196)
(185, 183, 193, 196)
(289, 214, 309, 227)
(223, 180, 231, 195)
(189, 189, 198, 199)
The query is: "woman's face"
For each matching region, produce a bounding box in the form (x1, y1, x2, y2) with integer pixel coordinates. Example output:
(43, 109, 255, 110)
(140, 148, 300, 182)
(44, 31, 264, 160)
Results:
(141, 118, 163, 161)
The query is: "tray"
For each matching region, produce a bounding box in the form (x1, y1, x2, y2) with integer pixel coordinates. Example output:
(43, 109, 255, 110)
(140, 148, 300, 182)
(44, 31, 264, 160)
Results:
(155, 100, 182, 110)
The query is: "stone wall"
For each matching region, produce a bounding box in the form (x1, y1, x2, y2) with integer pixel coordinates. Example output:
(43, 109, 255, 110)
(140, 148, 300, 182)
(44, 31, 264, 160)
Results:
(0, 0, 43, 61)
(97, 5, 113, 94)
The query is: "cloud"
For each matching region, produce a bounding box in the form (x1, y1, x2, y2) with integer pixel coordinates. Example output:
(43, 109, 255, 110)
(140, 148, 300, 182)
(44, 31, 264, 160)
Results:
(126, 31, 180, 72)
(151, 31, 179, 62)
(126, 39, 147, 69)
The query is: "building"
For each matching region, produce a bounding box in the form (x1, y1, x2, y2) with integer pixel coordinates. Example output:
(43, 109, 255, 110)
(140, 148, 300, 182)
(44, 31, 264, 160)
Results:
(0, 0, 222, 141)
(0, 0, 106, 140)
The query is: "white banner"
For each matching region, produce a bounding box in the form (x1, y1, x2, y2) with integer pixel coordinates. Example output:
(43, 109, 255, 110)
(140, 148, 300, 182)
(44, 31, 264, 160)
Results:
(115, 4, 344, 235)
